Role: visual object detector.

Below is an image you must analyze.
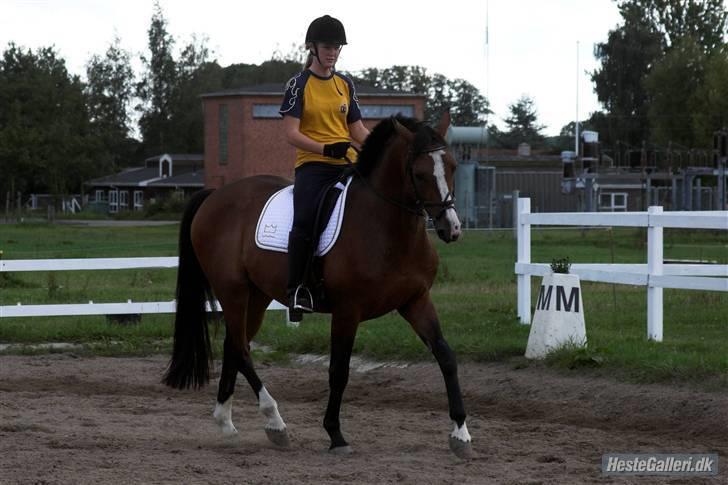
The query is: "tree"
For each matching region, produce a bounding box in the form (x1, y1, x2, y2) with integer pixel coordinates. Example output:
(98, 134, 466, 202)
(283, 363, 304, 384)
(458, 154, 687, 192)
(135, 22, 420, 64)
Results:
(351, 65, 490, 126)
(591, 4, 663, 147)
(137, 1, 178, 156)
(646, 37, 728, 147)
(85, 36, 138, 171)
(135, 3, 303, 155)
(644, 36, 707, 146)
(624, 0, 728, 53)
(166, 35, 215, 153)
(591, 0, 727, 148)
(270, 42, 307, 65)
(0, 43, 94, 202)
(502, 95, 546, 147)
(690, 46, 728, 144)
(449, 78, 491, 126)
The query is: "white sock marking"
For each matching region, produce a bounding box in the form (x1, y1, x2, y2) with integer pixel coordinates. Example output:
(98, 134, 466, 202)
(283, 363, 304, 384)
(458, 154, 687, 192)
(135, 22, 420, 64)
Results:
(213, 395, 238, 435)
(450, 421, 472, 443)
(259, 386, 286, 431)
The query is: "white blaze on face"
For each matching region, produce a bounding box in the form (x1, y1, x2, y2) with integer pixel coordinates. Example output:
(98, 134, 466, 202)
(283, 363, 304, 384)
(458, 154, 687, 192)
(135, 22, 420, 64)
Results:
(259, 386, 286, 431)
(213, 395, 238, 435)
(429, 150, 461, 233)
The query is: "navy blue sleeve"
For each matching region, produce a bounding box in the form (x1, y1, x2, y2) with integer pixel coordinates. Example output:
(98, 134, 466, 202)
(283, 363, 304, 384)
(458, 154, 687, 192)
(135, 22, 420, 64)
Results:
(340, 74, 362, 124)
(279, 72, 306, 118)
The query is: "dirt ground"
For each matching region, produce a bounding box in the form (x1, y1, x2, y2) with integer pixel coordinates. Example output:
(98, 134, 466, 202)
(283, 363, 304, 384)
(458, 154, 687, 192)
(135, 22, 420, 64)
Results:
(1, 353, 726, 484)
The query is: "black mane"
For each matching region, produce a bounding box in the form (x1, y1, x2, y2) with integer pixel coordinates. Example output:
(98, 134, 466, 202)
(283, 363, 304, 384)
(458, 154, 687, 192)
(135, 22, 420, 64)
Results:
(355, 115, 447, 177)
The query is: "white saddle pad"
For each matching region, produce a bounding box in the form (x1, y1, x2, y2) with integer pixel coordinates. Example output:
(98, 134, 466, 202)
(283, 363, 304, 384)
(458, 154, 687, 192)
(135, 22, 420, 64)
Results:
(255, 177, 353, 256)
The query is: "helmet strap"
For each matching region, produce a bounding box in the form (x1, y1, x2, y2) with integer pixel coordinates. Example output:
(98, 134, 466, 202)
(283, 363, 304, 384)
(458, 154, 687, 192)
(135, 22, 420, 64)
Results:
(312, 44, 322, 68)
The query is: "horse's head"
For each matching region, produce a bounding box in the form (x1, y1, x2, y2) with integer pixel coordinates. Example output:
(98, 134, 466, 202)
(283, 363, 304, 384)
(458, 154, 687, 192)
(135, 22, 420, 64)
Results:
(392, 112, 462, 243)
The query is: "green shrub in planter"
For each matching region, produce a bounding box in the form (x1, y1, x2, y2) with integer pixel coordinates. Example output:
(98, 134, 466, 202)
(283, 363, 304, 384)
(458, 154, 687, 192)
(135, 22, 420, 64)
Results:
(551, 257, 571, 274)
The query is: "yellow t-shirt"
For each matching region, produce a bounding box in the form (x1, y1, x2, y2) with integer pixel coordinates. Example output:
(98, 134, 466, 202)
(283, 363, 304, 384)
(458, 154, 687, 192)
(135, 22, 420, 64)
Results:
(280, 70, 361, 167)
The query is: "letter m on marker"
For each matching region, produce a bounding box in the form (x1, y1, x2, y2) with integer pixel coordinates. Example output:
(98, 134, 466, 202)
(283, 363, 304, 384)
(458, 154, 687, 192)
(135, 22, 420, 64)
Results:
(536, 285, 553, 310)
(556, 286, 580, 312)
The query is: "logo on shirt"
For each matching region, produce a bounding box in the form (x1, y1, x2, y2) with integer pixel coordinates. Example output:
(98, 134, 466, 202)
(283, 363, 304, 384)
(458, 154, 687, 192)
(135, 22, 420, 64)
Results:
(340, 103, 348, 114)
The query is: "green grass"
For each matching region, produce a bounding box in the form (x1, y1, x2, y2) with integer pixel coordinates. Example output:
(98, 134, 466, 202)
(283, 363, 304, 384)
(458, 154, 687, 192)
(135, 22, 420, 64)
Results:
(1, 222, 726, 384)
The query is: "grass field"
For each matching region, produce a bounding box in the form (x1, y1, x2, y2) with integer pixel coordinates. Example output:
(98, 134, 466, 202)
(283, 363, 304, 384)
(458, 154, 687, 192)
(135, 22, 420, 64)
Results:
(1, 222, 726, 384)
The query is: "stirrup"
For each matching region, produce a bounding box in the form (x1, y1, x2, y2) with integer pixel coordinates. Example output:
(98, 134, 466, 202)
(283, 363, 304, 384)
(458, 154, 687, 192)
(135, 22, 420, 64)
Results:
(292, 285, 314, 313)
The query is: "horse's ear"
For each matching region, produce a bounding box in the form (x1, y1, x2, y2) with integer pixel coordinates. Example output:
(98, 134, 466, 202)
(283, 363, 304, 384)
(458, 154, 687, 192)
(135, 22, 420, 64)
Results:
(436, 110, 451, 138)
(392, 117, 414, 143)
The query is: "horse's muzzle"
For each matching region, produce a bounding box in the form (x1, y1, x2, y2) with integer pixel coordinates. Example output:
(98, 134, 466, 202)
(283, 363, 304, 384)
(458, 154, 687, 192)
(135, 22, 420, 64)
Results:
(437, 227, 461, 243)
(434, 207, 462, 243)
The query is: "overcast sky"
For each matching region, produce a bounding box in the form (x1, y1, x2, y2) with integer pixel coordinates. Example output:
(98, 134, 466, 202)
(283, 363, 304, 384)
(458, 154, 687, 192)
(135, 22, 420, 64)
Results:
(1, 0, 624, 136)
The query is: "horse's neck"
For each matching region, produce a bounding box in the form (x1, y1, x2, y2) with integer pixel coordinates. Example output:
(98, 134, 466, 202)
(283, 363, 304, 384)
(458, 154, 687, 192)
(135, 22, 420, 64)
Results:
(353, 150, 428, 248)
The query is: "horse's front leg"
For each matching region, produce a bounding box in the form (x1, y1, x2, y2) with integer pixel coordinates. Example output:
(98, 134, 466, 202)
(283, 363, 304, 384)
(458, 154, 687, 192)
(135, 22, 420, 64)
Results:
(324, 315, 358, 454)
(399, 292, 473, 459)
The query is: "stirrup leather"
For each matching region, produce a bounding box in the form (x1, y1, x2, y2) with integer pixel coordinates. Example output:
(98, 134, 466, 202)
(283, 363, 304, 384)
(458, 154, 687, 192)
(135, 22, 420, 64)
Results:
(292, 285, 314, 313)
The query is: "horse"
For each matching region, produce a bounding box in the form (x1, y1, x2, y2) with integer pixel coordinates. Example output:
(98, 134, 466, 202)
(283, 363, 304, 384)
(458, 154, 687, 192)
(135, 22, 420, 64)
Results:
(163, 111, 473, 459)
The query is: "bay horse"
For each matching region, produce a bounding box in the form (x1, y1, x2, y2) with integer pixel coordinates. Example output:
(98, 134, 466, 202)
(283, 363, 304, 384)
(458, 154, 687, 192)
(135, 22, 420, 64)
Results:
(163, 112, 472, 458)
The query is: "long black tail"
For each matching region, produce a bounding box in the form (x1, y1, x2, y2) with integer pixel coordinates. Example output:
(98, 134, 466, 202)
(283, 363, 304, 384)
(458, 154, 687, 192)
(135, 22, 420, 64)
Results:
(163, 189, 215, 390)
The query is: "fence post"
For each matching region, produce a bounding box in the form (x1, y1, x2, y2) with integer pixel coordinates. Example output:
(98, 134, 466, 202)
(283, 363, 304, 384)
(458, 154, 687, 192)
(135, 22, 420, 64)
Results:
(511, 189, 520, 236)
(647, 205, 664, 341)
(517, 197, 531, 324)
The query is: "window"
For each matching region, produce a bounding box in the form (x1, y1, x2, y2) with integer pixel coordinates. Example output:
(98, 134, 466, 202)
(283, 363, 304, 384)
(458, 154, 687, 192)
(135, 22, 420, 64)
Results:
(253, 104, 281, 118)
(360, 104, 415, 119)
(119, 191, 129, 210)
(95, 190, 105, 202)
(108, 189, 118, 214)
(161, 159, 171, 177)
(600, 192, 628, 211)
(219, 104, 229, 164)
(133, 190, 144, 211)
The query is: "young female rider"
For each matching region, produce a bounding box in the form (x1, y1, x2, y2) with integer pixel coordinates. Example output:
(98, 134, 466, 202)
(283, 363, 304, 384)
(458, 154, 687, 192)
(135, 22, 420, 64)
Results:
(279, 15, 370, 321)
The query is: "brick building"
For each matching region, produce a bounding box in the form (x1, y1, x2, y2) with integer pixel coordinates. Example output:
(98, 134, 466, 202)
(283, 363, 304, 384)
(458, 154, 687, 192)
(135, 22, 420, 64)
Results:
(201, 83, 426, 188)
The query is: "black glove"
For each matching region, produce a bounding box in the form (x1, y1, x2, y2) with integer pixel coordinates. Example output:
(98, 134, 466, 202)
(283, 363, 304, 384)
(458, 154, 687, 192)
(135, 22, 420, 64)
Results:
(323, 141, 351, 159)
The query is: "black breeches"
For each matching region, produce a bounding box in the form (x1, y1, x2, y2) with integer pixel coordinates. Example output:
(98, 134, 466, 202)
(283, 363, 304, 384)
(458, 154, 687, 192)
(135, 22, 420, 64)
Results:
(292, 162, 348, 237)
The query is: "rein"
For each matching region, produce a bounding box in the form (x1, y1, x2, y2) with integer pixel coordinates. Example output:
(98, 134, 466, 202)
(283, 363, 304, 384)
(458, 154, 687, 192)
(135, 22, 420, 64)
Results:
(344, 145, 456, 221)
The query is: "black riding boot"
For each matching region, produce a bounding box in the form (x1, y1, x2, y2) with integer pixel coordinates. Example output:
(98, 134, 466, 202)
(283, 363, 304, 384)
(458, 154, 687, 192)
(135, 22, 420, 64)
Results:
(287, 230, 314, 322)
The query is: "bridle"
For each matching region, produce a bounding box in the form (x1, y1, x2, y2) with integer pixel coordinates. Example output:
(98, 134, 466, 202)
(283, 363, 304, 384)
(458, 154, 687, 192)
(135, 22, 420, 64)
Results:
(406, 146, 456, 223)
(344, 144, 456, 222)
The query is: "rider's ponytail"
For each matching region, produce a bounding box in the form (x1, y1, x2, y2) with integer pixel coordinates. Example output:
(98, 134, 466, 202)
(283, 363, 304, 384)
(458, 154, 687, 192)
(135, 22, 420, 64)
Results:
(303, 43, 314, 69)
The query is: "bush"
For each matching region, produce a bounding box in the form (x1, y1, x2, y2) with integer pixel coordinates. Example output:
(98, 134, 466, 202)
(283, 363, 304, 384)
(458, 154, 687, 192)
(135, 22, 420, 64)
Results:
(143, 195, 186, 218)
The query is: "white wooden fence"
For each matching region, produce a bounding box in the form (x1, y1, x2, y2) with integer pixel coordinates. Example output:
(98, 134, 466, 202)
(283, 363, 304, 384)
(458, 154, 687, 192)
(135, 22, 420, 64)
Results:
(516, 198, 728, 342)
(0, 257, 286, 318)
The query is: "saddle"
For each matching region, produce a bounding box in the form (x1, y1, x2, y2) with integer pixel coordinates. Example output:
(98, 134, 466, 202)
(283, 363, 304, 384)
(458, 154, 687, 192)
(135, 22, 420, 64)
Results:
(255, 176, 354, 310)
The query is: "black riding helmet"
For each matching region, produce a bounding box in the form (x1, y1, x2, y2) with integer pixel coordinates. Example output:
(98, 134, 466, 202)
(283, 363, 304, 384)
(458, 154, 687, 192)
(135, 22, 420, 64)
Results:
(305, 15, 347, 45)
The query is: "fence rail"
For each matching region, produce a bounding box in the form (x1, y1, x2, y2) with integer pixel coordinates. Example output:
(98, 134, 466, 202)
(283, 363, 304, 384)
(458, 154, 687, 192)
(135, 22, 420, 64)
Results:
(0, 257, 286, 318)
(515, 198, 727, 342)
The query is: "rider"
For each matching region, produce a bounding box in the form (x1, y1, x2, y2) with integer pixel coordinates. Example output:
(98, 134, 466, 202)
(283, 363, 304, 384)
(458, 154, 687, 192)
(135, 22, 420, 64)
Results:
(279, 14, 370, 321)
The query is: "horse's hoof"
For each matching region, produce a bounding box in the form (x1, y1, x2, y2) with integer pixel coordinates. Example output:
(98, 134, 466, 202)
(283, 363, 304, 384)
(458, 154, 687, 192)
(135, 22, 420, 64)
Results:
(329, 445, 353, 455)
(265, 427, 290, 448)
(448, 437, 474, 460)
(221, 424, 238, 436)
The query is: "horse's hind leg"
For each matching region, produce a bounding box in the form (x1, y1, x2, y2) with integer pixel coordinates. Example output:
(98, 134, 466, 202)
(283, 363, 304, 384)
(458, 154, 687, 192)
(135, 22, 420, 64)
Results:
(213, 281, 289, 446)
(398, 293, 473, 459)
(244, 284, 289, 447)
(212, 284, 249, 436)
(214, 334, 242, 435)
